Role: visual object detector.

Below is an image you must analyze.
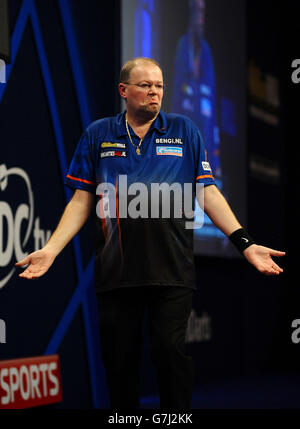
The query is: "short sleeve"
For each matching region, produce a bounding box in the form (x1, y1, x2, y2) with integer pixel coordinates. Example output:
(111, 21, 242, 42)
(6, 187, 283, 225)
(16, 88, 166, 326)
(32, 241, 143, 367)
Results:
(65, 130, 96, 193)
(194, 127, 215, 186)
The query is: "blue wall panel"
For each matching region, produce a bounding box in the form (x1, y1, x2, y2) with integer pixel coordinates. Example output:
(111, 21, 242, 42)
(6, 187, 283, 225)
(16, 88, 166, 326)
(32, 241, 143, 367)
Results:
(0, 0, 119, 408)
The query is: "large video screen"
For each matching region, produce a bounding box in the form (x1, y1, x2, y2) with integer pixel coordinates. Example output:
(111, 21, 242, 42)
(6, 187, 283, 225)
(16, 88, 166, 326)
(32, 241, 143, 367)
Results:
(121, 0, 247, 257)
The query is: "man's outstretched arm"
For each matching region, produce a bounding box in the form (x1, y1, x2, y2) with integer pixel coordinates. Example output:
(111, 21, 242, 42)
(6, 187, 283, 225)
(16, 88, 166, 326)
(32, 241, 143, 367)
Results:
(15, 189, 95, 279)
(200, 184, 285, 275)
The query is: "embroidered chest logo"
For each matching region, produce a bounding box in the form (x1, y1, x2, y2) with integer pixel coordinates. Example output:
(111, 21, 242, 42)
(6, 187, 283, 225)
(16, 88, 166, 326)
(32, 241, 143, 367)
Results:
(156, 146, 183, 157)
(100, 150, 127, 158)
(101, 142, 126, 149)
(155, 138, 183, 145)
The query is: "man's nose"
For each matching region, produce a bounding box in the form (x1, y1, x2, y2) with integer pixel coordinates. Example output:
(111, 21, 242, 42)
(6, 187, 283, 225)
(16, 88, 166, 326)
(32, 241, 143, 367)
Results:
(149, 84, 158, 94)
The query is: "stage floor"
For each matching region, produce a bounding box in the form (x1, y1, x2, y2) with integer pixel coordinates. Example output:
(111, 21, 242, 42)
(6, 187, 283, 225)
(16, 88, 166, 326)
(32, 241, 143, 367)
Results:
(140, 372, 300, 409)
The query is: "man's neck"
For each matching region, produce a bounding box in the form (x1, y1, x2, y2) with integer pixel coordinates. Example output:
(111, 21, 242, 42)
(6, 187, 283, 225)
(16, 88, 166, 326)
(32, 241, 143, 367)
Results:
(125, 111, 159, 139)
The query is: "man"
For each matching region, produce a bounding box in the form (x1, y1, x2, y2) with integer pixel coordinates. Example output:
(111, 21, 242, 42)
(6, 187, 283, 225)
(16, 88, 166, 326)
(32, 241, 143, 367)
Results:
(171, 0, 220, 176)
(15, 57, 285, 409)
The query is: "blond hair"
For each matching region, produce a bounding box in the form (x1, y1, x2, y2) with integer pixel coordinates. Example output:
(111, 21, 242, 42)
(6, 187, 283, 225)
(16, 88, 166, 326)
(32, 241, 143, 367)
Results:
(119, 57, 162, 83)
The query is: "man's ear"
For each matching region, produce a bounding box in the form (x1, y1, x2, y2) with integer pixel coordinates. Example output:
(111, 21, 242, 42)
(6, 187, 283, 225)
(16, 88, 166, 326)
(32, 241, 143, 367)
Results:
(118, 83, 127, 99)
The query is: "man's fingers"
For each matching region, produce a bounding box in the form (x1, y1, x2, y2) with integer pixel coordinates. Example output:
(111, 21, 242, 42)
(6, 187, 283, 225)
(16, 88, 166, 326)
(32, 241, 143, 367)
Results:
(18, 268, 32, 278)
(268, 249, 286, 257)
(263, 269, 279, 276)
(19, 271, 37, 279)
(18, 266, 46, 279)
(265, 263, 283, 275)
(258, 258, 283, 275)
(15, 257, 30, 267)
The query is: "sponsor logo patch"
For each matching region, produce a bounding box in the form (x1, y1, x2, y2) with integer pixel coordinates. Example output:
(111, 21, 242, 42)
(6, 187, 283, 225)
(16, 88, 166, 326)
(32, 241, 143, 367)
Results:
(101, 142, 126, 148)
(155, 138, 183, 144)
(0, 355, 62, 409)
(202, 161, 211, 171)
(100, 151, 127, 158)
(156, 146, 183, 157)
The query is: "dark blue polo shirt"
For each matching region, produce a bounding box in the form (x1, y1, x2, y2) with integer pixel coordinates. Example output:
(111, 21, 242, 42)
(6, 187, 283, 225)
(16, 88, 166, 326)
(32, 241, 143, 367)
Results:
(65, 110, 215, 292)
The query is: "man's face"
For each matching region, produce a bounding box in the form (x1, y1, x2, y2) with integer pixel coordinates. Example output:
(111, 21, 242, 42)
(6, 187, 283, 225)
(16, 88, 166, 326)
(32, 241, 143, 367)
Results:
(119, 62, 164, 119)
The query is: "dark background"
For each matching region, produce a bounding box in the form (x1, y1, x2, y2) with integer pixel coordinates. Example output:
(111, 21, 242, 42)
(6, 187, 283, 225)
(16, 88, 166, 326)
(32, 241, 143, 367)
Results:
(0, 0, 298, 409)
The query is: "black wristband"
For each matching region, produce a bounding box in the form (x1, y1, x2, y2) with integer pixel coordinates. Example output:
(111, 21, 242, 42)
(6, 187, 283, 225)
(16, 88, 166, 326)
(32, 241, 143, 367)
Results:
(228, 228, 255, 254)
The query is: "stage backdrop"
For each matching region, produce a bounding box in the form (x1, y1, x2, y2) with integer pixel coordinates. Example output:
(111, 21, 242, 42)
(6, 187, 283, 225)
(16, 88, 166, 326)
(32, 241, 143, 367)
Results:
(0, 0, 120, 408)
(0, 0, 292, 410)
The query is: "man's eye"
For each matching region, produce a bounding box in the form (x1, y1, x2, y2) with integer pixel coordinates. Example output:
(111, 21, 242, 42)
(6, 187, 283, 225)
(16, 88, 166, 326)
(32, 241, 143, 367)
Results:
(140, 83, 150, 89)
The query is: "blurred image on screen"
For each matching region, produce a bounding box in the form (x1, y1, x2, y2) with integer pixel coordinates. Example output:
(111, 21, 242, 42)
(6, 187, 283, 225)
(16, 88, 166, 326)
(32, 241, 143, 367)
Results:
(122, 0, 246, 257)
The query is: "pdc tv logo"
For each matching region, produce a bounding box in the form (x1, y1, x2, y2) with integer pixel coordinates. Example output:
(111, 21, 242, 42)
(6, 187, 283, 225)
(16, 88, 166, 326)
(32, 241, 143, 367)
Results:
(0, 164, 52, 289)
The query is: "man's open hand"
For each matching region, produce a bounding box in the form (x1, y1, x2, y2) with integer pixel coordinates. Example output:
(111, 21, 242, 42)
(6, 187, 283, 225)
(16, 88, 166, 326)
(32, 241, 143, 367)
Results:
(15, 249, 56, 280)
(243, 244, 285, 275)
